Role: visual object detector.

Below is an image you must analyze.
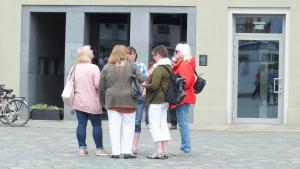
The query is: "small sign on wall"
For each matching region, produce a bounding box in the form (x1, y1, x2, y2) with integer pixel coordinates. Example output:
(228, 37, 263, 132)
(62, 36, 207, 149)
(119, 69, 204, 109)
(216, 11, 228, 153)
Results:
(253, 21, 266, 30)
(199, 55, 208, 66)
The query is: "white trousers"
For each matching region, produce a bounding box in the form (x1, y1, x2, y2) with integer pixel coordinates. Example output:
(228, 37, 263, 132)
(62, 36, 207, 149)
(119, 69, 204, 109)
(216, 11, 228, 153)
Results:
(149, 103, 171, 142)
(107, 109, 136, 155)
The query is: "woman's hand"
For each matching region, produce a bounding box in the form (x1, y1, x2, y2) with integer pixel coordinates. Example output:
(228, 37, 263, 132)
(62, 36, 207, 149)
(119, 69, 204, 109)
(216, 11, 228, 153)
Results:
(142, 81, 147, 87)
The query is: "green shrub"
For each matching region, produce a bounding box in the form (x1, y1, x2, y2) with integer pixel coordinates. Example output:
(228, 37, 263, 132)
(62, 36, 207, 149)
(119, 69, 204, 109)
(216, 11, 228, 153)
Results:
(30, 104, 63, 111)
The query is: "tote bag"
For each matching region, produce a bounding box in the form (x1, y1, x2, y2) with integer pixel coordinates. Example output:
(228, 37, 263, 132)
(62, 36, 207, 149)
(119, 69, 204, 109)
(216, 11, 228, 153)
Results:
(61, 65, 76, 106)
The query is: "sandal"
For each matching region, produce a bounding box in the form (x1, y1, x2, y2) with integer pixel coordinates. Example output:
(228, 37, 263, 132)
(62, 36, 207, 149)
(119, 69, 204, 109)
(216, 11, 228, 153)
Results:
(147, 153, 163, 159)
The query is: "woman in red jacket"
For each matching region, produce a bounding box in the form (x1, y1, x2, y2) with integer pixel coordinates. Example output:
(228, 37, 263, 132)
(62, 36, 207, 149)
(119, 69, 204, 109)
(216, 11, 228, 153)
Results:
(171, 43, 196, 155)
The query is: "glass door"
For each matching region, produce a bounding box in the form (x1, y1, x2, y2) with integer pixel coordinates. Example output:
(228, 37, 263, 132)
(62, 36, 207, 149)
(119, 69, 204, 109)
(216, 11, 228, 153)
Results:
(233, 37, 284, 124)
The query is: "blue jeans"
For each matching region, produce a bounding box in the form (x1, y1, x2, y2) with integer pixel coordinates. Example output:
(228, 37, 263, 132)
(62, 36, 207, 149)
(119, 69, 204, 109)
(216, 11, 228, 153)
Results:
(175, 104, 191, 153)
(75, 110, 103, 150)
(135, 98, 145, 133)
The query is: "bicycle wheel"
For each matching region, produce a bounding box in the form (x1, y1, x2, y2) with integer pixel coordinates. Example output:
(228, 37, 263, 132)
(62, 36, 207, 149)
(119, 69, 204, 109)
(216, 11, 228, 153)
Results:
(0, 105, 9, 124)
(0, 116, 9, 124)
(3, 98, 30, 127)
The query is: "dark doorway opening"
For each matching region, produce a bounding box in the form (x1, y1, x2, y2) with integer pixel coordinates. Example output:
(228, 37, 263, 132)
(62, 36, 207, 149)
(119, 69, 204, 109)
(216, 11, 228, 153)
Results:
(29, 13, 66, 108)
(150, 13, 187, 60)
(86, 13, 131, 70)
(85, 13, 130, 119)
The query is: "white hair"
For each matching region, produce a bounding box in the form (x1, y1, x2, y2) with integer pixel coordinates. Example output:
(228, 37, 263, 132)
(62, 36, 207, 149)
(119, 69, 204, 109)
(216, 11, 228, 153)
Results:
(176, 43, 192, 58)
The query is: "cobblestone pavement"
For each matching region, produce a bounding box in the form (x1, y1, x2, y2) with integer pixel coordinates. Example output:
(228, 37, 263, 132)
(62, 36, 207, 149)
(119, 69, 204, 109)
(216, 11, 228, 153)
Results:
(1, 121, 300, 169)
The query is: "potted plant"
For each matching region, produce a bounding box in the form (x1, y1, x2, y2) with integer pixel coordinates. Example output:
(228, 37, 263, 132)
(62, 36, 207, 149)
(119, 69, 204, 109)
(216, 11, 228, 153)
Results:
(30, 104, 63, 120)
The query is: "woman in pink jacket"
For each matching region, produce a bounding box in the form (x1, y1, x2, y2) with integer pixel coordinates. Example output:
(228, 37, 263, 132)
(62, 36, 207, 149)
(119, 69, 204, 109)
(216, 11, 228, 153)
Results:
(71, 45, 109, 156)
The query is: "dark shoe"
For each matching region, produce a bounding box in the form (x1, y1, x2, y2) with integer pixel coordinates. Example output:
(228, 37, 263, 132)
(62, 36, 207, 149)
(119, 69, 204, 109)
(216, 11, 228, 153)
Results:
(111, 155, 120, 159)
(147, 153, 163, 159)
(124, 154, 136, 159)
(161, 154, 168, 159)
(132, 149, 139, 154)
(169, 126, 177, 130)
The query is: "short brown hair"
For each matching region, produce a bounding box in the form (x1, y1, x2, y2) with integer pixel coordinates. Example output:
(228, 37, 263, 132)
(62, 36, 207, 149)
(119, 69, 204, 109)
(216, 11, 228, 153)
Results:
(108, 45, 128, 64)
(152, 45, 168, 58)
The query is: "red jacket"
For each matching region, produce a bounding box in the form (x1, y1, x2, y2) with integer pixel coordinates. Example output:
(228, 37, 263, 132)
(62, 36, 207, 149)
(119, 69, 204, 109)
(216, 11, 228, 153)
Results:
(170, 57, 196, 109)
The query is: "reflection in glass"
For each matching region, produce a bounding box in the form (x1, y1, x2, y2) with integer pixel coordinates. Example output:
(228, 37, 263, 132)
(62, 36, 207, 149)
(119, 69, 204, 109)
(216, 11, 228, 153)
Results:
(88, 13, 130, 70)
(236, 15, 283, 33)
(237, 40, 279, 119)
(150, 14, 187, 59)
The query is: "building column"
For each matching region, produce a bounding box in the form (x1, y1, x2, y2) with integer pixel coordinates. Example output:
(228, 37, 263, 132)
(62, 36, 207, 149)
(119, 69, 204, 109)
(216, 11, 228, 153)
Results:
(64, 7, 85, 120)
(187, 12, 197, 60)
(187, 12, 197, 123)
(130, 9, 150, 66)
(20, 6, 32, 104)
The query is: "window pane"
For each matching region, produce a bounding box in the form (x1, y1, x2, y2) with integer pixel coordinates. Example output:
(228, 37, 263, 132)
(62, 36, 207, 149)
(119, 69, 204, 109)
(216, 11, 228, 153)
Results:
(88, 13, 130, 70)
(237, 40, 279, 118)
(236, 15, 283, 33)
(150, 14, 187, 59)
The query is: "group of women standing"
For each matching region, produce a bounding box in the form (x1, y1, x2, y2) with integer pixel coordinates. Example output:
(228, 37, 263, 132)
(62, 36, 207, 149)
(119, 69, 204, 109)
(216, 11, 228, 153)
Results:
(69, 42, 196, 159)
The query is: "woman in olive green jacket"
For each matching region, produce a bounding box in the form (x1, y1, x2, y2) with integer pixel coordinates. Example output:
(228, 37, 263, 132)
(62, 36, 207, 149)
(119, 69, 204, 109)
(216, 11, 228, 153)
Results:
(144, 45, 172, 159)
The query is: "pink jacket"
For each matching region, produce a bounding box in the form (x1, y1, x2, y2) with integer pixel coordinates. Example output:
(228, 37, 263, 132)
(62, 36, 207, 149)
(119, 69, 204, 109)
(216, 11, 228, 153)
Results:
(72, 63, 102, 114)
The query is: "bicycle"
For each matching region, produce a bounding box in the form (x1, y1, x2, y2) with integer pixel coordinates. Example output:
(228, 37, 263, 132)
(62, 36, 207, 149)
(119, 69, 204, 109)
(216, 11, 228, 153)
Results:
(0, 84, 30, 127)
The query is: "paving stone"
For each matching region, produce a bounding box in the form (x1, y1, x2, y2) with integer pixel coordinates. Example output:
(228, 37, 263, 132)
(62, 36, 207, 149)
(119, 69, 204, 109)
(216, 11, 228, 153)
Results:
(1, 121, 300, 169)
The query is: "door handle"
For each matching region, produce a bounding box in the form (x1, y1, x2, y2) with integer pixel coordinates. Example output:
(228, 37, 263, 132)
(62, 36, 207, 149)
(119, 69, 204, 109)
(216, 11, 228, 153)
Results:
(274, 77, 282, 94)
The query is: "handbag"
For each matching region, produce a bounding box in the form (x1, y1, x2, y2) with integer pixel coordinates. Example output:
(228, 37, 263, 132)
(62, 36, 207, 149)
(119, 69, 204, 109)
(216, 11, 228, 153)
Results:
(129, 62, 143, 99)
(193, 69, 206, 94)
(61, 65, 76, 106)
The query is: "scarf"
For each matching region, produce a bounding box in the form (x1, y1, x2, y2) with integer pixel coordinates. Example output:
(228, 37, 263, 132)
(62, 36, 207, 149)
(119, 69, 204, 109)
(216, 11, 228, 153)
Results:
(153, 58, 172, 69)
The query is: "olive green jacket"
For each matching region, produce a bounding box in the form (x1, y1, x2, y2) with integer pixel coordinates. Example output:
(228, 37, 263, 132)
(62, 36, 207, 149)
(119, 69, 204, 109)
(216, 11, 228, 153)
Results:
(145, 65, 171, 106)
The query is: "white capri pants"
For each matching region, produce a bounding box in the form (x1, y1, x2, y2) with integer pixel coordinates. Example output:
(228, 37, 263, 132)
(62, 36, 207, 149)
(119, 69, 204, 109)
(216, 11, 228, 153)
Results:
(148, 103, 171, 142)
(107, 109, 136, 155)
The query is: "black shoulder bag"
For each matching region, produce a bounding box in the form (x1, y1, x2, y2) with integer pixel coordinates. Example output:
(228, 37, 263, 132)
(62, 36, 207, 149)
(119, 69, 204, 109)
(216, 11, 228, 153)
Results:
(129, 62, 143, 99)
(193, 70, 206, 94)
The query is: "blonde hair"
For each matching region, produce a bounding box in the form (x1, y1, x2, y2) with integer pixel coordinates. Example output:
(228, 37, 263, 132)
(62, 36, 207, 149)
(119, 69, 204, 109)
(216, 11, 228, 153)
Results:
(76, 45, 92, 63)
(108, 45, 128, 64)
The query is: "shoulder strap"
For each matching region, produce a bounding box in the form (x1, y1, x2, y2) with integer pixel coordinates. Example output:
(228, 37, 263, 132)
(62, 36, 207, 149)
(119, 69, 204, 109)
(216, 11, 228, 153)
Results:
(71, 64, 77, 89)
(194, 69, 199, 78)
(69, 64, 77, 81)
(160, 65, 172, 77)
(158, 65, 173, 96)
(129, 61, 136, 75)
(185, 61, 199, 78)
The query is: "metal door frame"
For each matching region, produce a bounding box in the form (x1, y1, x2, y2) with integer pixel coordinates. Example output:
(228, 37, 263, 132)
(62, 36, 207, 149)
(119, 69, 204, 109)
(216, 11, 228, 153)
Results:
(227, 8, 290, 125)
